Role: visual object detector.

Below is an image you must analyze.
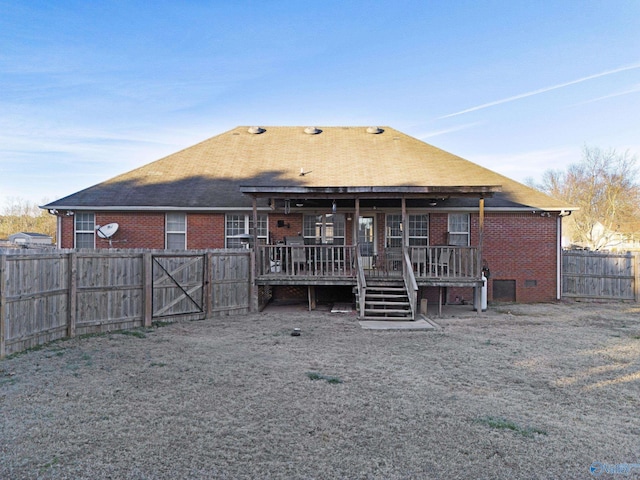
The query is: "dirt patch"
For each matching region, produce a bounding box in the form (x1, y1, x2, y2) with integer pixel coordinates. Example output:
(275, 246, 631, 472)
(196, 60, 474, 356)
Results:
(2, 301, 640, 479)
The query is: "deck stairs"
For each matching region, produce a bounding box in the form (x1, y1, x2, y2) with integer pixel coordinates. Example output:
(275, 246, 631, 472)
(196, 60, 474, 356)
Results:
(356, 278, 413, 320)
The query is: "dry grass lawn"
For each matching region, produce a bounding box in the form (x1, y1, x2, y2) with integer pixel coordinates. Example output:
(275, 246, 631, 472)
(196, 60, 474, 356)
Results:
(1, 301, 640, 479)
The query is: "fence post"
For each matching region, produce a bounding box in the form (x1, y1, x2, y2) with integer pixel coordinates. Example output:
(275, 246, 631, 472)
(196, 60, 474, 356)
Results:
(250, 250, 258, 312)
(143, 252, 152, 327)
(635, 252, 640, 302)
(67, 252, 77, 338)
(205, 252, 213, 318)
(0, 254, 6, 358)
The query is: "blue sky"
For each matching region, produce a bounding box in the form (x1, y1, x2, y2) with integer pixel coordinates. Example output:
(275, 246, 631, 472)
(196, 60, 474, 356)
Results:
(1, 1, 639, 206)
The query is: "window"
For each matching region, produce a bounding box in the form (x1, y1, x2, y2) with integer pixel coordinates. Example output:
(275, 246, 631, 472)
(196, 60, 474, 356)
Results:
(386, 214, 429, 247)
(386, 214, 403, 248)
(408, 214, 429, 246)
(75, 212, 95, 249)
(166, 213, 186, 249)
(303, 214, 345, 244)
(225, 214, 268, 248)
(448, 213, 470, 246)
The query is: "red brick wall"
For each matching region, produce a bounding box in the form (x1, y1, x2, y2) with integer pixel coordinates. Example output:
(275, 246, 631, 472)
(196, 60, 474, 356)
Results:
(59, 209, 559, 303)
(269, 214, 304, 243)
(61, 212, 169, 249)
(429, 212, 558, 304)
(483, 213, 557, 302)
(60, 216, 74, 248)
(187, 213, 225, 249)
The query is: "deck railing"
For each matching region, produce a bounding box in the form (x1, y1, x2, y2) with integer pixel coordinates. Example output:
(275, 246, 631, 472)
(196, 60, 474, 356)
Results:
(257, 245, 356, 277)
(356, 249, 367, 317)
(402, 250, 419, 318)
(257, 245, 480, 280)
(407, 246, 480, 279)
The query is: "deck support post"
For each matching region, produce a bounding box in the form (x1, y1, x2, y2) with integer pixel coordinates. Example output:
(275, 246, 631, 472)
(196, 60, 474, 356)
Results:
(308, 285, 316, 311)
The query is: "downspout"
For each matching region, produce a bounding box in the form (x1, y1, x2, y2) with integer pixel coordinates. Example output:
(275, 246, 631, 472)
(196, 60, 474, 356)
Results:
(57, 215, 62, 249)
(556, 210, 572, 300)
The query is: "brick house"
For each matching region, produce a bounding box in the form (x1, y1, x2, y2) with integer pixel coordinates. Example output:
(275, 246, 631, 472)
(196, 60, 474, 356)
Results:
(44, 126, 574, 317)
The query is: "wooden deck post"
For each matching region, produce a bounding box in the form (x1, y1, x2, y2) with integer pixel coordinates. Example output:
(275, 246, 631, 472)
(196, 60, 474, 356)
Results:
(251, 196, 259, 313)
(401, 197, 408, 249)
(308, 285, 316, 311)
(354, 197, 360, 249)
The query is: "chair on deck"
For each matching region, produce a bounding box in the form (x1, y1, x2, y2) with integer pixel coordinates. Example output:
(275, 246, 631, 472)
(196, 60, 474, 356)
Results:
(285, 236, 307, 273)
(435, 247, 452, 276)
(384, 247, 403, 273)
(411, 248, 427, 276)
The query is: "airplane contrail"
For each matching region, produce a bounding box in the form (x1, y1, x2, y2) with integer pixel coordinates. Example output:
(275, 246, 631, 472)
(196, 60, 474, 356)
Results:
(439, 62, 640, 119)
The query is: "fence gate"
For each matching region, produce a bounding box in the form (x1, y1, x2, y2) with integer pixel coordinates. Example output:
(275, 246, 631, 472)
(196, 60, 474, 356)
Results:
(152, 254, 206, 318)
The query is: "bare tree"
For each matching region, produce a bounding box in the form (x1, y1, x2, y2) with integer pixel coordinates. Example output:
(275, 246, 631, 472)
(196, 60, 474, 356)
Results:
(0, 197, 57, 240)
(535, 146, 640, 250)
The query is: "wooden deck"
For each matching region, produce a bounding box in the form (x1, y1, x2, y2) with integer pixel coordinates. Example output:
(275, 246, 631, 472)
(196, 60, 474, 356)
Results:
(256, 245, 482, 287)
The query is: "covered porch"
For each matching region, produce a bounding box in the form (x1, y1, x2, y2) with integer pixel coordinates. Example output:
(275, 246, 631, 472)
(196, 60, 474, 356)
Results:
(243, 185, 499, 319)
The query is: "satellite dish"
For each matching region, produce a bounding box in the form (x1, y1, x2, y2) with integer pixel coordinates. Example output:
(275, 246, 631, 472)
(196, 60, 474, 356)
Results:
(96, 223, 119, 239)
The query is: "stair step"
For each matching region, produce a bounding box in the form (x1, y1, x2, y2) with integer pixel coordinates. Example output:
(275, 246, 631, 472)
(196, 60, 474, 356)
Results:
(360, 316, 414, 321)
(365, 300, 410, 306)
(365, 308, 411, 314)
(367, 292, 407, 298)
(366, 286, 405, 291)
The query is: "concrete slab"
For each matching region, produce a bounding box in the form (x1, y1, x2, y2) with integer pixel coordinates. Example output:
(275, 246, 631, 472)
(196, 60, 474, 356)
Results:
(358, 318, 436, 330)
(331, 303, 353, 313)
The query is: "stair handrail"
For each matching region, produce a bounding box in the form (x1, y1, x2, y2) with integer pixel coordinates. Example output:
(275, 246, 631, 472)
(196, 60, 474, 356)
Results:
(402, 250, 419, 319)
(356, 248, 367, 318)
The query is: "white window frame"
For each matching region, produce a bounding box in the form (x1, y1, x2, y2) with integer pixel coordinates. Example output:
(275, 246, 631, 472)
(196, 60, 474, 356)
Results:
(74, 212, 95, 249)
(386, 213, 429, 247)
(225, 214, 268, 248)
(385, 214, 403, 248)
(303, 214, 345, 245)
(448, 213, 470, 246)
(166, 212, 187, 250)
(408, 214, 429, 246)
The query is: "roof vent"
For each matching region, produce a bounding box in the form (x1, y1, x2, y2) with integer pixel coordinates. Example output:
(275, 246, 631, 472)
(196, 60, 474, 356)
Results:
(248, 126, 265, 134)
(304, 127, 322, 135)
(366, 126, 384, 134)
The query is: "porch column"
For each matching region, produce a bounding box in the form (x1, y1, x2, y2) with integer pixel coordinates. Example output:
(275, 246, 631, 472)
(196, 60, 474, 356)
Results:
(354, 197, 360, 249)
(251, 196, 259, 312)
(401, 197, 408, 248)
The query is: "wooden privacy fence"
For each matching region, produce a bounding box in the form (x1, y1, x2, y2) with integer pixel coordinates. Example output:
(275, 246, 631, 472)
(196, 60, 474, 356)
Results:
(0, 249, 252, 357)
(562, 250, 640, 301)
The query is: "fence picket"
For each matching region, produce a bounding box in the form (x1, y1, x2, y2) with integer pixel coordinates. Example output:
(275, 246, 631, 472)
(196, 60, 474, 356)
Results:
(0, 249, 251, 357)
(562, 250, 638, 301)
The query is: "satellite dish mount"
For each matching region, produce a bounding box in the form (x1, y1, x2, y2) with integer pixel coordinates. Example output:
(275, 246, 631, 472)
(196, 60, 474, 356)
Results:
(95, 223, 120, 247)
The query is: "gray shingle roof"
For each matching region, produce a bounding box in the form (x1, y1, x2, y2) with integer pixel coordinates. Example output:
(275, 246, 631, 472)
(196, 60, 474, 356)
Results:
(44, 126, 573, 211)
